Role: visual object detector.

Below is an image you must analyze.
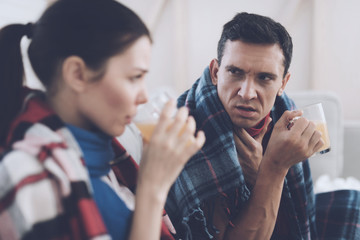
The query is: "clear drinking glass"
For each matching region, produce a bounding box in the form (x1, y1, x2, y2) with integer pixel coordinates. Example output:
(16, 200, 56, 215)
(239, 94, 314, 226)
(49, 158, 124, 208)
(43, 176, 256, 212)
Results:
(302, 103, 331, 154)
(133, 92, 172, 142)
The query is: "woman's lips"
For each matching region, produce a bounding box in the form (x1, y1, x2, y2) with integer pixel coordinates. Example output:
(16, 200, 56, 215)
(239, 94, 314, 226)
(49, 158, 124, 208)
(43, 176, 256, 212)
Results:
(126, 116, 133, 124)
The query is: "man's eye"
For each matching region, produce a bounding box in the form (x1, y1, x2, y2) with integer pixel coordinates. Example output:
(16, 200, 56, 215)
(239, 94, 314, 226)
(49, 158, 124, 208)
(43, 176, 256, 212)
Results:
(228, 68, 246, 77)
(229, 68, 239, 74)
(258, 75, 273, 81)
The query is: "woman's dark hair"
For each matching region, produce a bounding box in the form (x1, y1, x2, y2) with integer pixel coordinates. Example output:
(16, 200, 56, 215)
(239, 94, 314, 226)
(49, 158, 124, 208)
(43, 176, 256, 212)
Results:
(217, 12, 293, 78)
(0, 0, 151, 145)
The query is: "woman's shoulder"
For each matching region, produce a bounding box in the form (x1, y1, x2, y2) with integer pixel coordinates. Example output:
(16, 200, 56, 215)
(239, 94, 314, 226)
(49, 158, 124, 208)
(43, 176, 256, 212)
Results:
(0, 138, 60, 228)
(0, 131, 102, 240)
(0, 125, 67, 194)
(0, 122, 89, 198)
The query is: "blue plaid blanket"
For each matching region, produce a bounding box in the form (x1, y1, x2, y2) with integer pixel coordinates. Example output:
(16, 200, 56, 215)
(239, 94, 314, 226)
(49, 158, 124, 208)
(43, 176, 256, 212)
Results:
(316, 190, 360, 240)
(165, 67, 360, 239)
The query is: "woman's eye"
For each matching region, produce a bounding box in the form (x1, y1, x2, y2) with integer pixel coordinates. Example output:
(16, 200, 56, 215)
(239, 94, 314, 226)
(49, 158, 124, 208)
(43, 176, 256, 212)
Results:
(130, 74, 143, 81)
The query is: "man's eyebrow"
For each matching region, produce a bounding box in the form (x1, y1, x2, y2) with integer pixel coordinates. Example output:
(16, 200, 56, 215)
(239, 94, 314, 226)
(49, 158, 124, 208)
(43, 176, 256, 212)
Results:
(258, 72, 278, 78)
(225, 65, 245, 72)
(225, 65, 279, 78)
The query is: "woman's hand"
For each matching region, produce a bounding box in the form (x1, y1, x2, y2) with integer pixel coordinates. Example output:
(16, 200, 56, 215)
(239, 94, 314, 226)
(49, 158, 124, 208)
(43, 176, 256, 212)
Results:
(138, 99, 206, 203)
(130, 100, 205, 240)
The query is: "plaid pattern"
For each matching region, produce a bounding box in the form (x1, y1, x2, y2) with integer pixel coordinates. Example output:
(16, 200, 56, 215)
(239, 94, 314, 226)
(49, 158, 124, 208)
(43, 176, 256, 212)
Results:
(0, 92, 110, 240)
(165, 67, 318, 239)
(0, 90, 174, 240)
(316, 190, 360, 240)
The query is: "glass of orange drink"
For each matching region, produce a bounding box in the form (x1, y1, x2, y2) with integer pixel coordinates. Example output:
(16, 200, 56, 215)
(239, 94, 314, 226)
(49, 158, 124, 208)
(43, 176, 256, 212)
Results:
(302, 103, 331, 154)
(133, 92, 172, 142)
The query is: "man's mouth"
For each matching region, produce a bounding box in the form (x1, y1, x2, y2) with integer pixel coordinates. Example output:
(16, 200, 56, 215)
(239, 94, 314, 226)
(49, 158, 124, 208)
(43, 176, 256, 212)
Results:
(234, 105, 257, 118)
(236, 105, 256, 112)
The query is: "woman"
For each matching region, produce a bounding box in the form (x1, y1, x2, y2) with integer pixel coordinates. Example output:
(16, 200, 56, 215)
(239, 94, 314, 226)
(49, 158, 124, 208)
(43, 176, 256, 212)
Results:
(0, 0, 205, 239)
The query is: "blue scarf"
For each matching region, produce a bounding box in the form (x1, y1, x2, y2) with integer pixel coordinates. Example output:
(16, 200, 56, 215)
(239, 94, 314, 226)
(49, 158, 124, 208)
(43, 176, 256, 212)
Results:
(66, 124, 132, 240)
(165, 67, 317, 239)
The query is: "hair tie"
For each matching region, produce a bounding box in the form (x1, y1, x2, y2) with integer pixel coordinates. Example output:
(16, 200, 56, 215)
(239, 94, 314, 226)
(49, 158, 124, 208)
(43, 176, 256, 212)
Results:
(24, 22, 33, 39)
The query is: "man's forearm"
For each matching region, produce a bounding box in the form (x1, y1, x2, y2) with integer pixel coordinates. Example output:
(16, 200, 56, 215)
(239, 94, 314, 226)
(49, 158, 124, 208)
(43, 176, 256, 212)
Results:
(225, 158, 288, 240)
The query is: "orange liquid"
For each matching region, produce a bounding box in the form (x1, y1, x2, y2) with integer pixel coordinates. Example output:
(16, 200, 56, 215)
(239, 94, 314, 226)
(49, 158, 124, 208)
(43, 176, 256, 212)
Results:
(135, 122, 156, 142)
(315, 121, 331, 152)
(135, 122, 189, 143)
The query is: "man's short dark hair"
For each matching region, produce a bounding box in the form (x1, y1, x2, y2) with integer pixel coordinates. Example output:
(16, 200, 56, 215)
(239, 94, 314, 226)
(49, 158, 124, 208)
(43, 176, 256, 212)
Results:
(217, 12, 293, 77)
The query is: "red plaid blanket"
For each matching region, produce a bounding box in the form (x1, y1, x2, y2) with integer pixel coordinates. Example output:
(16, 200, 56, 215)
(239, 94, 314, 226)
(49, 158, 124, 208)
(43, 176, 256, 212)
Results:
(0, 89, 174, 240)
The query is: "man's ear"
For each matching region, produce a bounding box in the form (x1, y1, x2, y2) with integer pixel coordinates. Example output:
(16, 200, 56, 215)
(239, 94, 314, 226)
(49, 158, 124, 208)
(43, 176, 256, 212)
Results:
(209, 58, 219, 85)
(62, 56, 89, 93)
(278, 72, 291, 96)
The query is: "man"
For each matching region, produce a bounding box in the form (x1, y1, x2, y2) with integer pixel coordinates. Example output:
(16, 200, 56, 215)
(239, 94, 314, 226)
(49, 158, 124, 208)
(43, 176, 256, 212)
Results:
(165, 12, 360, 239)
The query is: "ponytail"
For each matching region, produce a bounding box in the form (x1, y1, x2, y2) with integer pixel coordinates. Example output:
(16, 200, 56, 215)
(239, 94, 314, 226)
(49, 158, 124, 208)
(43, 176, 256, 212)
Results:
(0, 23, 32, 146)
(0, 0, 151, 146)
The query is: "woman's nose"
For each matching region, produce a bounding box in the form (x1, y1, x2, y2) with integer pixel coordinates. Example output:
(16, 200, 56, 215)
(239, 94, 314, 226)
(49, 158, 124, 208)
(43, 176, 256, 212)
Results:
(137, 87, 148, 105)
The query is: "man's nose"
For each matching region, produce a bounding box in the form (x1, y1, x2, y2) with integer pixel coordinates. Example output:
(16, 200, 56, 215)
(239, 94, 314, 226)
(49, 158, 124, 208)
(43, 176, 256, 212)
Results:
(237, 78, 257, 100)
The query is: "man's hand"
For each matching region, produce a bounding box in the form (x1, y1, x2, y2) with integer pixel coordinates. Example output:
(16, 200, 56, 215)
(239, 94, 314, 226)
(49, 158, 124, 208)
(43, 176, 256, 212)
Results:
(263, 110, 324, 174)
(233, 117, 272, 186)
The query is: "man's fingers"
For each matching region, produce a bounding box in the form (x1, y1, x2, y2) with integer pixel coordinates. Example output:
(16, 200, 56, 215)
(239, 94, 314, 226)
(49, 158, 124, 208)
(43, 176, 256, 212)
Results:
(278, 110, 303, 130)
(312, 132, 324, 152)
(281, 110, 302, 122)
(314, 139, 325, 153)
(255, 117, 272, 141)
(301, 120, 316, 139)
(287, 116, 309, 134)
(233, 130, 249, 152)
(234, 128, 254, 148)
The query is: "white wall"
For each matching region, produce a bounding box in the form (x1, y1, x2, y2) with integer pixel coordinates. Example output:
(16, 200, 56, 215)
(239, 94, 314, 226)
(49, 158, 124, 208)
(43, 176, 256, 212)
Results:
(121, 0, 314, 100)
(185, 0, 314, 92)
(0, 0, 47, 90)
(122, 0, 360, 121)
(1, 0, 359, 121)
(312, 0, 360, 121)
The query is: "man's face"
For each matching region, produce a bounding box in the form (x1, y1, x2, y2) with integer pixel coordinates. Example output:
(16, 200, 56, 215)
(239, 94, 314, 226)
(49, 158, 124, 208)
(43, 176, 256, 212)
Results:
(210, 40, 290, 129)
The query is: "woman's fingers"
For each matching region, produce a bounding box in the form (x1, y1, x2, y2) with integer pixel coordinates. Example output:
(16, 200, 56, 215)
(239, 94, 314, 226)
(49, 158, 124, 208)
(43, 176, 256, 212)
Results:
(155, 99, 176, 133)
(183, 129, 206, 157)
(177, 116, 205, 156)
(195, 130, 206, 149)
(152, 103, 205, 158)
(177, 115, 196, 143)
(169, 107, 190, 137)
